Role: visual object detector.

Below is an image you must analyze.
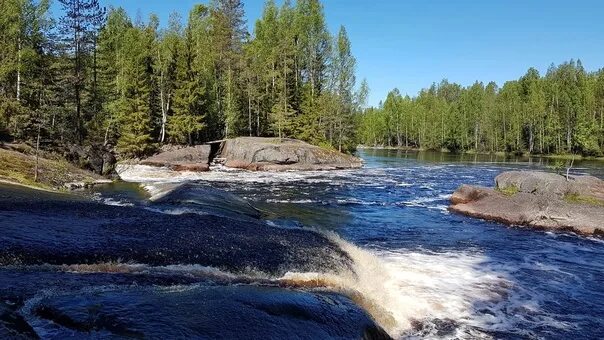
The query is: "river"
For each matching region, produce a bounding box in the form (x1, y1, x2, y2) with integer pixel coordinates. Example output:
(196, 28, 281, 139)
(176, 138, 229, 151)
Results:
(1, 149, 603, 339)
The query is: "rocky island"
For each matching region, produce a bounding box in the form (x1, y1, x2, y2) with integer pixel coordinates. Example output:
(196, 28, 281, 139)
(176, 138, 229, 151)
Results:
(137, 137, 363, 173)
(450, 171, 604, 237)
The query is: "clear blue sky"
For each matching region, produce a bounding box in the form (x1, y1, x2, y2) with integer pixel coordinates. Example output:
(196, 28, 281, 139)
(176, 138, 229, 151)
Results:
(52, 0, 604, 107)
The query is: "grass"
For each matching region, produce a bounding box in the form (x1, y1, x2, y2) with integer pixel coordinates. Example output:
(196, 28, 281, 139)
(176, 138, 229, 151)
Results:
(497, 185, 520, 196)
(564, 193, 604, 207)
(0, 148, 101, 191)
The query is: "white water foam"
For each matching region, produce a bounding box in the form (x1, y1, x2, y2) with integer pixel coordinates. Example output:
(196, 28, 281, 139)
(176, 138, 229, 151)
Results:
(280, 234, 514, 338)
(116, 164, 353, 185)
(91, 193, 134, 207)
(400, 194, 451, 212)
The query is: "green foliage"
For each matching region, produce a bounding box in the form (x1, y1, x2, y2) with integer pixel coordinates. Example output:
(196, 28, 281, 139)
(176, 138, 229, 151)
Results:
(497, 185, 519, 197)
(116, 96, 154, 158)
(0, 0, 369, 157)
(548, 159, 566, 175)
(4, 0, 604, 162)
(109, 20, 156, 157)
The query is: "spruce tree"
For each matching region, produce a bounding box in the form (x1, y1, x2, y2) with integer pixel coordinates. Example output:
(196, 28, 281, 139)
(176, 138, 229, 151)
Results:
(57, 0, 105, 143)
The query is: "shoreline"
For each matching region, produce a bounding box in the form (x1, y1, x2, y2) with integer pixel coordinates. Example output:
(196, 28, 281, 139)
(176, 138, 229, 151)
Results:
(0, 178, 60, 193)
(0, 147, 109, 191)
(357, 145, 604, 161)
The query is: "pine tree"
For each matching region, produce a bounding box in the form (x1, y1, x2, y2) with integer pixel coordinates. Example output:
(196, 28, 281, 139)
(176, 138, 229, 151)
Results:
(114, 21, 155, 157)
(168, 5, 210, 144)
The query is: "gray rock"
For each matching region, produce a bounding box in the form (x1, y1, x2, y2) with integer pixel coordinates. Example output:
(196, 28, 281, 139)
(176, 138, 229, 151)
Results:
(140, 145, 211, 172)
(219, 137, 363, 171)
(495, 171, 604, 199)
(450, 171, 604, 237)
(64, 144, 116, 176)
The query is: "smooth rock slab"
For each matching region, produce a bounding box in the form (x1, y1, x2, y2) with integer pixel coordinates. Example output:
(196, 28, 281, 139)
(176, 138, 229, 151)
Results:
(495, 171, 604, 199)
(220, 137, 363, 171)
(450, 171, 604, 236)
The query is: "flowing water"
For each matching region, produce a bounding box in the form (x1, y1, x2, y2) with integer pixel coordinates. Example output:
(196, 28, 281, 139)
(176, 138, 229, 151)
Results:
(2, 150, 603, 339)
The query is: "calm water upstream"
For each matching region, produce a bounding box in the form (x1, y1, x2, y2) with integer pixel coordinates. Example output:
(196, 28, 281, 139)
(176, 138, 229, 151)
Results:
(1, 150, 602, 339)
(111, 149, 604, 339)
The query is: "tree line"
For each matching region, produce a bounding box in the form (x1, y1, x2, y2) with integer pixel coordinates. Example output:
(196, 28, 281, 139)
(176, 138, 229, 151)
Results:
(0, 0, 367, 158)
(359, 60, 604, 156)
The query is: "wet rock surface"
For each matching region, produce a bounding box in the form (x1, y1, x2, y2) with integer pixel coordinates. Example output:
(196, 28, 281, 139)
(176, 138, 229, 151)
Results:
(450, 171, 604, 236)
(219, 137, 363, 171)
(0, 194, 350, 275)
(28, 285, 389, 339)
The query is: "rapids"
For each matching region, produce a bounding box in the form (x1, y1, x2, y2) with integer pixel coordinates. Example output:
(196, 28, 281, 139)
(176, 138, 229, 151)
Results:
(1, 149, 603, 339)
(115, 149, 604, 339)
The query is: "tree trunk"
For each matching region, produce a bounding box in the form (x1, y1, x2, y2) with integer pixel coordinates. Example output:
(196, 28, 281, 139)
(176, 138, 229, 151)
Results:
(256, 98, 260, 136)
(248, 94, 252, 137)
(529, 125, 534, 153)
(158, 51, 167, 144)
(474, 123, 479, 151)
(92, 35, 98, 113)
(74, 16, 83, 143)
(16, 37, 21, 102)
(566, 112, 572, 152)
(34, 125, 41, 182)
(104, 121, 111, 146)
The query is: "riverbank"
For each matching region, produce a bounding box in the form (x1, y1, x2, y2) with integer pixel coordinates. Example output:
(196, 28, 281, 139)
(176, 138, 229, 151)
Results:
(0, 146, 104, 191)
(357, 145, 604, 161)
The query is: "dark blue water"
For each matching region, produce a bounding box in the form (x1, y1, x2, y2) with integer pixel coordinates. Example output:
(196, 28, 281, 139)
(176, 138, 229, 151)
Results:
(115, 149, 604, 339)
(2, 150, 602, 339)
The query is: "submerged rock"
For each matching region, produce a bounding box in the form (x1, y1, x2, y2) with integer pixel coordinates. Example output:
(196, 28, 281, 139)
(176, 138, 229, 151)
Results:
(0, 268, 390, 339)
(151, 182, 263, 221)
(140, 145, 211, 172)
(219, 137, 363, 171)
(28, 285, 390, 339)
(0, 185, 351, 276)
(450, 171, 604, 236)
(0, 184, 391, 339)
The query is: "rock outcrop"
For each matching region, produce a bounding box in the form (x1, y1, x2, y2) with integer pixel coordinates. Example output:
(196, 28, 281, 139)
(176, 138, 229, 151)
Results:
(218, 137, 363, 171)
(450, 171, 604, 237)
(140, 145, 211, 172)
(64, 144, 117, 176)
(495, 171, 604, 200)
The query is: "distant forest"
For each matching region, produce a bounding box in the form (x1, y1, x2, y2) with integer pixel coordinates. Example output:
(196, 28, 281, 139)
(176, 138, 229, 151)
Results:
(359, 60, 604, 156)
(0, 0, 366, 157)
